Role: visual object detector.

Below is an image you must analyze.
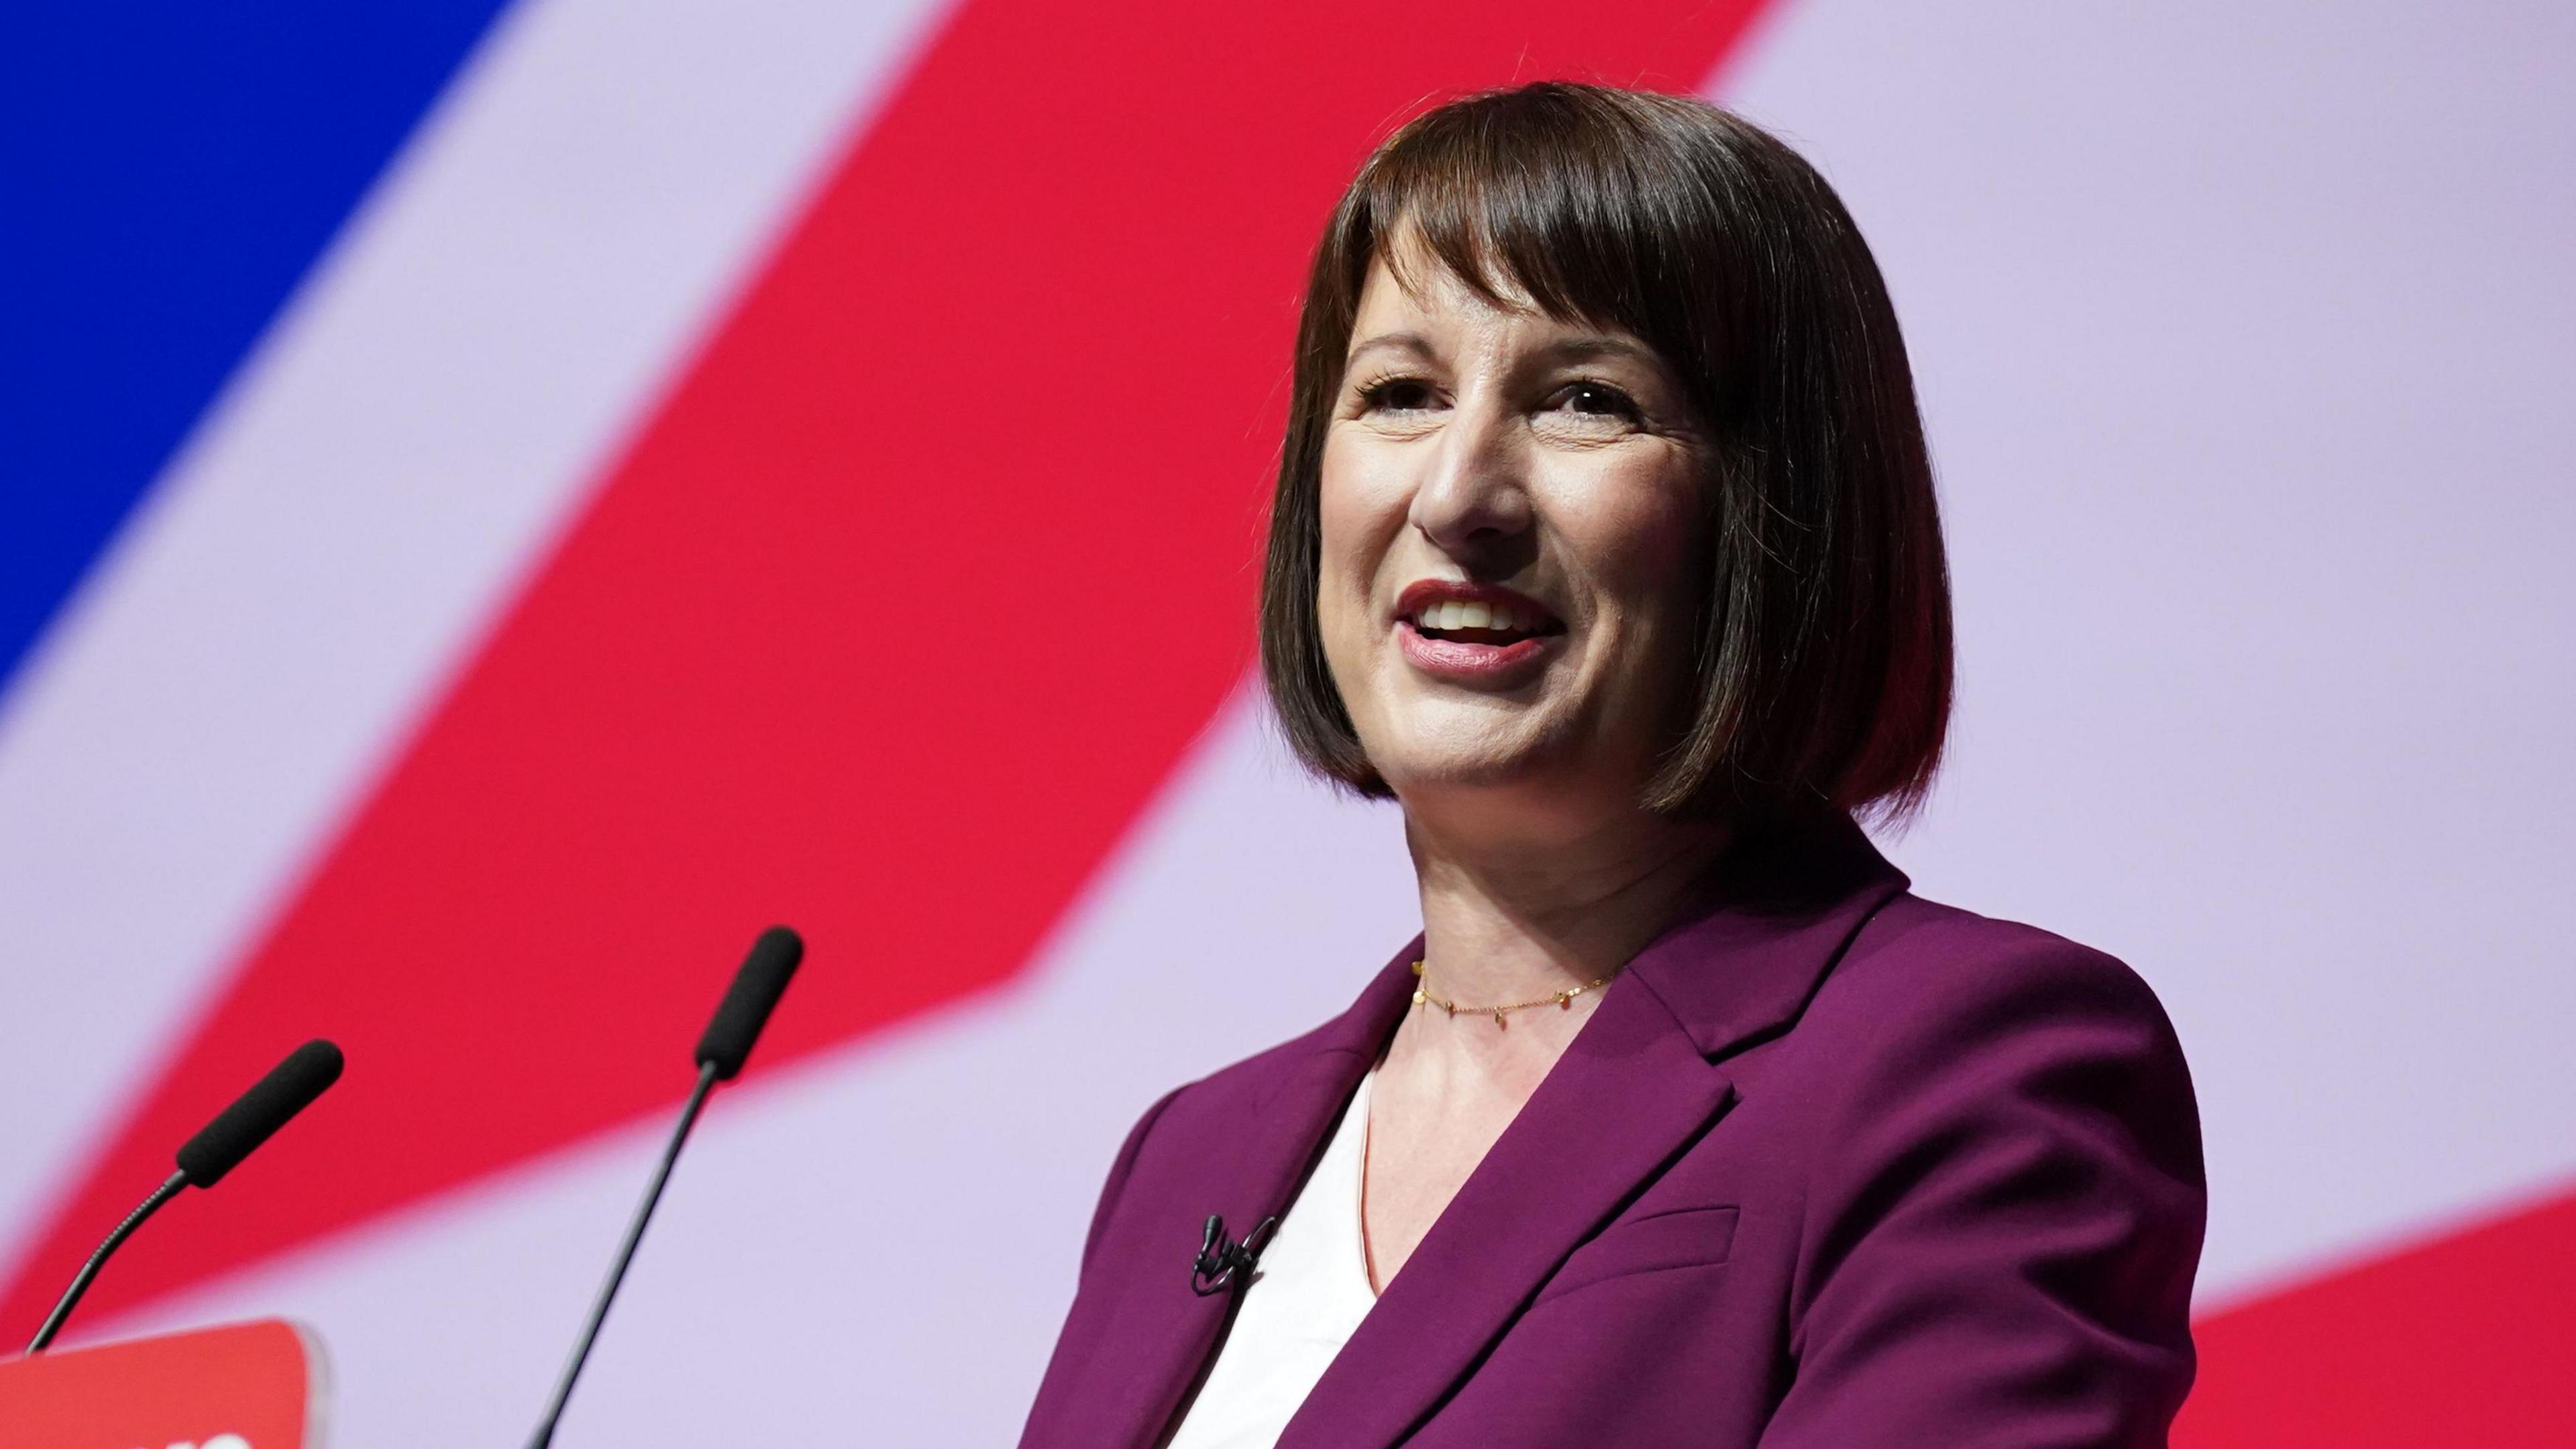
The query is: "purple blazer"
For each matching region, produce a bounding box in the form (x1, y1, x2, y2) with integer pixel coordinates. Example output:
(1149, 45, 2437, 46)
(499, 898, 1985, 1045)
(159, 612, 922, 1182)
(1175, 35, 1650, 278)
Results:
(1020, 810, 2205, 1448)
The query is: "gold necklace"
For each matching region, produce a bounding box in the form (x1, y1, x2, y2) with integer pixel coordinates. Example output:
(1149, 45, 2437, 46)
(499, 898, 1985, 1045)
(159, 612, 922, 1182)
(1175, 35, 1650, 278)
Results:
(1409, 960, 1615, 1027)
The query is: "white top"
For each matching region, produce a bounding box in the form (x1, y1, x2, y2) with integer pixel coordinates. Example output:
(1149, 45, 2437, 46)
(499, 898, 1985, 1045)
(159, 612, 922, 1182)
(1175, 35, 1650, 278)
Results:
(1161, 1067, 1379, 1449)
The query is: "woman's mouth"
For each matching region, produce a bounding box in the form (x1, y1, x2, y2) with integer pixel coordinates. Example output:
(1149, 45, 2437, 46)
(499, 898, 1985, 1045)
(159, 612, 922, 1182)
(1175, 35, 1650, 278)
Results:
(1395, 581, 1566, 682)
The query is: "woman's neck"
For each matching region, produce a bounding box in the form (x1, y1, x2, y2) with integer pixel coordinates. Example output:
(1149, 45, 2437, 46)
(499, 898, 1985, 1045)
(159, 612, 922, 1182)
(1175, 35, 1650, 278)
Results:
(1401, 792, 1733, 1024)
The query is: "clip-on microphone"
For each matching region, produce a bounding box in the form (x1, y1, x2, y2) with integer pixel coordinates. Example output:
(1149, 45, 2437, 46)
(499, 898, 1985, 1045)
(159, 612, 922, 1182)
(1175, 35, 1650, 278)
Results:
(1190, 1213, 1279, 1296)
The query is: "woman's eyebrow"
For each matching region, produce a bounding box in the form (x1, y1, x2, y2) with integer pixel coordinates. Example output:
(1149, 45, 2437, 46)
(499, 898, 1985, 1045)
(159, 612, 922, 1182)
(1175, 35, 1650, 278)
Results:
(1345, 331, 1437, 366)
(1534, 334, 1658, 366)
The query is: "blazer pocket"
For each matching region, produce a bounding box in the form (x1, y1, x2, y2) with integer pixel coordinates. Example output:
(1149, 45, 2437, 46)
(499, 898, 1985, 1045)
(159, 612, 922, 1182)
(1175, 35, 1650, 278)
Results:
(1533, 1204, 1741, 1306)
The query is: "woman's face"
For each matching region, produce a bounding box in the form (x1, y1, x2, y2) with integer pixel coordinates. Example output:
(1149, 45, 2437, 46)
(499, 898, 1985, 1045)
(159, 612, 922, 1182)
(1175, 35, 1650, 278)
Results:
(1316, 235, 1712, 821)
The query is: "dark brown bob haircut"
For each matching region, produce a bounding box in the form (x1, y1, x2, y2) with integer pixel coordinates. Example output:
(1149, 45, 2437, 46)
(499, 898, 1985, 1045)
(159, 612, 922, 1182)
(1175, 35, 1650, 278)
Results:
(1259, 81, 1953, 824)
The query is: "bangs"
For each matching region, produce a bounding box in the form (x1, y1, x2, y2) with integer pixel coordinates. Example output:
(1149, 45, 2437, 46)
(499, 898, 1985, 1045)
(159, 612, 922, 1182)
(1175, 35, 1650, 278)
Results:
(1338, 87, 1727, 425)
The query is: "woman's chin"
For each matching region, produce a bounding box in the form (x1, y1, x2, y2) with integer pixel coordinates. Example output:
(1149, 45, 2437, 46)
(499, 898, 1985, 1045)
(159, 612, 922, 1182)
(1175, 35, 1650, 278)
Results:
(1370, 732, 1589, 802)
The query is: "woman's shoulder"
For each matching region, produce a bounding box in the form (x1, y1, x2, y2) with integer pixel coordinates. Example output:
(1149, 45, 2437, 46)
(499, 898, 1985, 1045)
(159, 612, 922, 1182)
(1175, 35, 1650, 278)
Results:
(1806, 889, 2188, 1059)
(1762, 888, 2204, 1194)
(1729, 892, 2205, 1431)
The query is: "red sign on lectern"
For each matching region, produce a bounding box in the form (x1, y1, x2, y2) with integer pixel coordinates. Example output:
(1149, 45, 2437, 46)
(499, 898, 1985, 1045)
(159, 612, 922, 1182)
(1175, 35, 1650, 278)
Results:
(0, 1318, 325, 1448)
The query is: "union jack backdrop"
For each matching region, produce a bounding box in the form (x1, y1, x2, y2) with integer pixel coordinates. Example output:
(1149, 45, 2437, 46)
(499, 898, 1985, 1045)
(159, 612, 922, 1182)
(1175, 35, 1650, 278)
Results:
(3, 1, 2570, 1442)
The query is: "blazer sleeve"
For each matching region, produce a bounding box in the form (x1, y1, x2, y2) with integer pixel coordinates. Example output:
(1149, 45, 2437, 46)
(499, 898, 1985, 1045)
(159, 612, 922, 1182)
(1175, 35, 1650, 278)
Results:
(1758, 935, 2207, 1448)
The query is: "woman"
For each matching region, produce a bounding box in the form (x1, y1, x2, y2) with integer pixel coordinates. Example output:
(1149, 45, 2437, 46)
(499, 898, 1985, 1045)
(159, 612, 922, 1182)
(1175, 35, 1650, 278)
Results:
(1020, 83, 2203, 1449)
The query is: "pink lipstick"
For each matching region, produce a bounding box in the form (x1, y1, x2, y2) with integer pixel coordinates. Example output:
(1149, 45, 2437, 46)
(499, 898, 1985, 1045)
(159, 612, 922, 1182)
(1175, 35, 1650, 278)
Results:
(1393, 580, 1566, 684)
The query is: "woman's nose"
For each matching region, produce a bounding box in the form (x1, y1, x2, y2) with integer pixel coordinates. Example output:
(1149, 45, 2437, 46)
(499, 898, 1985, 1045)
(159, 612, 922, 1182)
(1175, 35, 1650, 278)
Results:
(1408, 399, 1534, 561)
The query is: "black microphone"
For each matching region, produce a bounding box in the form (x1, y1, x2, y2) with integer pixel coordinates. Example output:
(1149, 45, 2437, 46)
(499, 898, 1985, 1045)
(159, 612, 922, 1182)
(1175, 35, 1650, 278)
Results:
(694, 924, 802, 1081)
(527, 926, 804, 1449)
(1190, 1212, 1279, 1296)
(25, 1038, 344, 1354)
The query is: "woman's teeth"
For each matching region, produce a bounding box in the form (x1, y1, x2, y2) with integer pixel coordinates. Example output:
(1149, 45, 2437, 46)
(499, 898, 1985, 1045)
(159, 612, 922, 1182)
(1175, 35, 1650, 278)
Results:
(1414, 600, 1534, 634)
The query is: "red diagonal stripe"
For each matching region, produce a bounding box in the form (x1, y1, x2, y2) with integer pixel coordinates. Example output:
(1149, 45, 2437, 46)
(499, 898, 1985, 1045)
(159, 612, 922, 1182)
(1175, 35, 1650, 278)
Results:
(2, 0, 1766, 1340)
(2176, 1181, 2576, 1447)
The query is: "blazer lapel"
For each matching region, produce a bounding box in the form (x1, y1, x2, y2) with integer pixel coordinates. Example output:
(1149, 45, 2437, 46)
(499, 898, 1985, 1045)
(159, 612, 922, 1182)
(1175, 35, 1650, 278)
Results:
(1277, 808, 1910, 1449)
(1094, 942, 1423, 1449)
(1275, 966, 1735, 1449)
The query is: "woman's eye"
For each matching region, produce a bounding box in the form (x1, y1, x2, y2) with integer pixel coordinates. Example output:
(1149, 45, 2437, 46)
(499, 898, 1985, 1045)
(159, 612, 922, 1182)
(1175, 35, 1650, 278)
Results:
(1358, 378, 1438, 413)
(1551, 381, 1642, 420)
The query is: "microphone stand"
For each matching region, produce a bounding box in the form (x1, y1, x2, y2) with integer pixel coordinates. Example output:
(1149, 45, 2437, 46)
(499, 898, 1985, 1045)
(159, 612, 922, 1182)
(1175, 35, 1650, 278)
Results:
(525, 1060, 720, 1449)
(25, 1169, 189, 1354)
